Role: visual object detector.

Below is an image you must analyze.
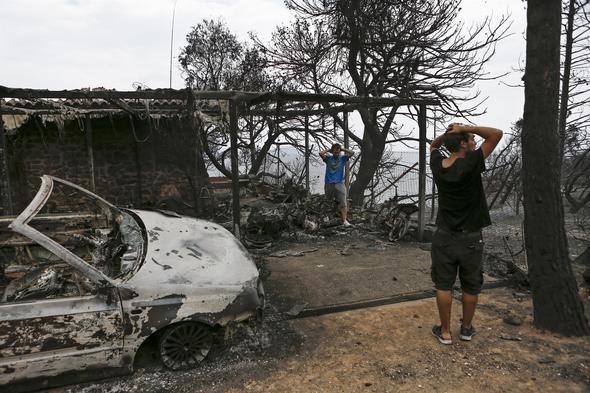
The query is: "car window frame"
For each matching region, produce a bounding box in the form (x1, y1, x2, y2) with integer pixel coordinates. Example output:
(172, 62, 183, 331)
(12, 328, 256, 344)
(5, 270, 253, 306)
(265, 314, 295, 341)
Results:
(8, 175, 117, 288)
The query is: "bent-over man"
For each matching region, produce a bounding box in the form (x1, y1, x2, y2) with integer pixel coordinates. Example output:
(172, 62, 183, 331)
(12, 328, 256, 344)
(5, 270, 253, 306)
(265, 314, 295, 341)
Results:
(429, 123, 503, 344)
(319, 143, 354, 227)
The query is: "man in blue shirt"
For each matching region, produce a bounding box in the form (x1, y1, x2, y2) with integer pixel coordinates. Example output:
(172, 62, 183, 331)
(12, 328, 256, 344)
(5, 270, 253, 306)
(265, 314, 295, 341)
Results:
(319, 143, 354, 226)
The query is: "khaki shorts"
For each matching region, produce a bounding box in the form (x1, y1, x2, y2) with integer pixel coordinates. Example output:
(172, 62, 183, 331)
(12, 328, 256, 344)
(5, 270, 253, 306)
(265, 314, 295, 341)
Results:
(325, 182, 347, 209)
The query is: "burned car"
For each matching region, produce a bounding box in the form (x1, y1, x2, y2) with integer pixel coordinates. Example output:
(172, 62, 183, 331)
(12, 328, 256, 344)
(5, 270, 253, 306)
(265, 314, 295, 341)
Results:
(0, 175, 264, 392)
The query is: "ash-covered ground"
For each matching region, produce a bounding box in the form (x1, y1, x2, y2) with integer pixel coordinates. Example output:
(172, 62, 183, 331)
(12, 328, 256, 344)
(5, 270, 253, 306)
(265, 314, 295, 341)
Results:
(49, 206, 590, 393)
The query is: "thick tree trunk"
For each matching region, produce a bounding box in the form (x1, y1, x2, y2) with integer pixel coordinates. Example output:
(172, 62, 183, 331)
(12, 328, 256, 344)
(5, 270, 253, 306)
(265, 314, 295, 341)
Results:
(521, 0, 589, 335)
(248, 121, 280, 176)
(349, 114, 386, 206)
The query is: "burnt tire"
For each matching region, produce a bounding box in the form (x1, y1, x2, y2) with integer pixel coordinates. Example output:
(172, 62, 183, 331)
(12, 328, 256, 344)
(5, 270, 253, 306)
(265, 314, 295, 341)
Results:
(159, 322, 213, 370)
(388, 216, 409, 241)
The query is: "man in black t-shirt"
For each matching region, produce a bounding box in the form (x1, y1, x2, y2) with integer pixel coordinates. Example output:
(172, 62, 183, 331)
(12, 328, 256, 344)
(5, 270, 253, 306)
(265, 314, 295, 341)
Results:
(429, 123, 503, 345)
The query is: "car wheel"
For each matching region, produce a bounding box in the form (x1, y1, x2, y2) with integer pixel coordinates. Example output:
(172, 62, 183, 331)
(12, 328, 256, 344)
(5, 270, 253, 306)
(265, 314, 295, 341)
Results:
(159, 322, 213, 370)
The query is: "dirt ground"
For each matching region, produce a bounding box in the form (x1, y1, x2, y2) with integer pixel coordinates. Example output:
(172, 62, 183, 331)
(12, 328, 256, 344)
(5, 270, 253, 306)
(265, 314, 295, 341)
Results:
(55, 287, 590, 393)
(261, 239, 438, 310)
(51, 226, 590, 393)
(227, 288, 590, 393)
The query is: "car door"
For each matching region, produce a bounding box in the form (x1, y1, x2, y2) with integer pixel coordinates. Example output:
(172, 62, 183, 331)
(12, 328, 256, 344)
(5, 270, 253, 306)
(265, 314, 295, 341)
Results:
(0, 281, 125, 389)
(0, 175, 127, 390)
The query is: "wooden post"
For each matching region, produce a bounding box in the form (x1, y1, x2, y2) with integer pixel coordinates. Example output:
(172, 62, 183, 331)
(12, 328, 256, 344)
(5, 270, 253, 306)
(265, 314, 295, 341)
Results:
(133, 137, 142, 206)
(430, 123, 437, 221)
(304, 114, 310, 192)
(229, 100, 241, 238)
(185, 89, 202, 217)
(418, 104, 427, 241)
(85, 115, 96, 192)
(343, 112, 350, 191)
(0, 115, 13, 215)
(370, 177, 375, 208)
(249, 113, 255, 171)
(276, 145, 280, 179)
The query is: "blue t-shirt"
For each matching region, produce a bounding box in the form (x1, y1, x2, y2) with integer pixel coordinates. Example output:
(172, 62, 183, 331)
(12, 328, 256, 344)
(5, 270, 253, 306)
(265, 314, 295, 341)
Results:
(323, 154, 349, 184)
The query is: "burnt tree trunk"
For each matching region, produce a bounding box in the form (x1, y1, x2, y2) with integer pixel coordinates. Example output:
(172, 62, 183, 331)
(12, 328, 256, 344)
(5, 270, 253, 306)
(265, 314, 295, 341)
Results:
(248, 119, 281, 177)
(349, 108, 386, 206)
(521, 0, 589, 335)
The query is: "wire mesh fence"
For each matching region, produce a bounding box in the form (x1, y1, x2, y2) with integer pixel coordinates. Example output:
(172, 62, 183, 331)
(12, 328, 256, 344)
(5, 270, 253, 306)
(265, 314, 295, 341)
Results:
(263, 148, 590, 275)
(369, 150, 528, 273)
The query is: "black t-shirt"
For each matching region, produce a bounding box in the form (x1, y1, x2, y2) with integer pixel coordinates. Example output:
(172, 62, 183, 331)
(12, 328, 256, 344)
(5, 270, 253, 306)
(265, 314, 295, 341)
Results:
(430, 148, 491, 232)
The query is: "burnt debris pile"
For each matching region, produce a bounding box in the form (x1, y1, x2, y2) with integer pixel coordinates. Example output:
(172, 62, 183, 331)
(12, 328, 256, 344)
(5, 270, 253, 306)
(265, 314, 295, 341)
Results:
(204, 178, 421, 249)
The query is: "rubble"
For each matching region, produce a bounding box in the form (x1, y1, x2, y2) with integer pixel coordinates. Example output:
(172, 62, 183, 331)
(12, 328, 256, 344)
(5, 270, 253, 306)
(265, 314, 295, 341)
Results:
(285, 302, 309, 316)
(499, 335, 522, 341)
(340, 245, 353, 256)
(2, 266, 61, 302)
(269, 250, 305, 258)
(503, 314, 524, 326)
(217, 178, 421, 249)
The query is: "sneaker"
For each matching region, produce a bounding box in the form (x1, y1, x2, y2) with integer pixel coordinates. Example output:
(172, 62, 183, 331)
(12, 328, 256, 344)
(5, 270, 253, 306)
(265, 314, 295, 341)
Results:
(460, 325, 476, 341)
(342, 220, 352, 227)
(431, 325, 452, 345)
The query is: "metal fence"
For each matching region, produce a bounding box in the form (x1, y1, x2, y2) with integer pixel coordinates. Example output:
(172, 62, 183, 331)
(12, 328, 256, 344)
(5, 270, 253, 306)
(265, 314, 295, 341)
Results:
(381, 150, 528, 272)
(263, 147, 590, 275)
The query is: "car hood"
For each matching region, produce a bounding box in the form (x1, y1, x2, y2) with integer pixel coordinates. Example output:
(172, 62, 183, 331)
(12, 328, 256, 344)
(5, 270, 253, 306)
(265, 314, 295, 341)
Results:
(122, 210, 259, 300)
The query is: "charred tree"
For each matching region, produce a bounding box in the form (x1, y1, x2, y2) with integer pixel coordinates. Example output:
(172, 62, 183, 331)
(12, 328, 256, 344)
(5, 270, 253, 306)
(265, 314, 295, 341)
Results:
(256, 0, 510, 205)
(522, 0, 589, 335)
(180, 19, 286, 180)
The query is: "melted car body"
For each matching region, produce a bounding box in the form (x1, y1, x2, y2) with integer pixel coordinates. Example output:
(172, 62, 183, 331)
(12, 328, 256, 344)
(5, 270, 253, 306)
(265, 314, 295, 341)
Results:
(0, 176, 263, 392)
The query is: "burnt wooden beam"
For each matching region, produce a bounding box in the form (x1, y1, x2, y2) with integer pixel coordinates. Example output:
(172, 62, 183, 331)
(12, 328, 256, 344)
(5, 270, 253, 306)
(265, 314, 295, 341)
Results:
(248, 104, 355, 117)
(0, 107, 194, 116)
(229, 100, 241, 238)
(0, 86, 441, 107)
(104, 97, 139, 117)
(418, 104, 427, 241)
(247, 91, 440, 106)
(0, 86, 235, 100)
(0, 115, 13, 215)
(304, 115, 310, 192)
(430, 122, 438, 221)
(84, 115, 96, 192)
(133, 136, 142, 207)
(343, 112, 350, 192)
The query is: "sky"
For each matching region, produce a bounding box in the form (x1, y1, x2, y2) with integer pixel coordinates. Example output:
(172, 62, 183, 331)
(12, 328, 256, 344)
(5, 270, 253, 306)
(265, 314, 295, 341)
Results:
(0, 0, 527, 138)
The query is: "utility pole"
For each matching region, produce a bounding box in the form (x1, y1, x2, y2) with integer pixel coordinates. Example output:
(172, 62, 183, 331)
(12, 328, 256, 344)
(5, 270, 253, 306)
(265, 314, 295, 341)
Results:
(169, 0, 179, 88)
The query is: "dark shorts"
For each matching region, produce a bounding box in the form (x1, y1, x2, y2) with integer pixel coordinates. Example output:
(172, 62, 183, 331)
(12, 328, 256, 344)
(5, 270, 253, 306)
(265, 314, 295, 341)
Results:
(325, 182, 347, 209)
(430, 228, 484, 295)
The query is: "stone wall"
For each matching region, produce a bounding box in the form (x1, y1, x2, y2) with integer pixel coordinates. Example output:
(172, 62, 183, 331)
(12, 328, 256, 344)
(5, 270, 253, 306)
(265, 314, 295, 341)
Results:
(6, 115, 196, 214)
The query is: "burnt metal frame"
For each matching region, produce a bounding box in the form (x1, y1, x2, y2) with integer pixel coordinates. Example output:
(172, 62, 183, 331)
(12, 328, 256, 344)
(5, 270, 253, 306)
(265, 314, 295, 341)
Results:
(0, 86, 439, 240)
(9, 175, 117, 287)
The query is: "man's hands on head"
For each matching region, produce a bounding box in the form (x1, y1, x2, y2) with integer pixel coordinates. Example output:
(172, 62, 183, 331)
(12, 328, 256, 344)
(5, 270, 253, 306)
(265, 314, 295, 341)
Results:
(446, 123, 466, 134)
(445, 123, 503, 158)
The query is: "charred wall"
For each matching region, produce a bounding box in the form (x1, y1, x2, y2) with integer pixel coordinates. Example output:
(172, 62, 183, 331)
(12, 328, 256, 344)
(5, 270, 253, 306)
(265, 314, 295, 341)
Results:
(6, 115, 196, 213)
